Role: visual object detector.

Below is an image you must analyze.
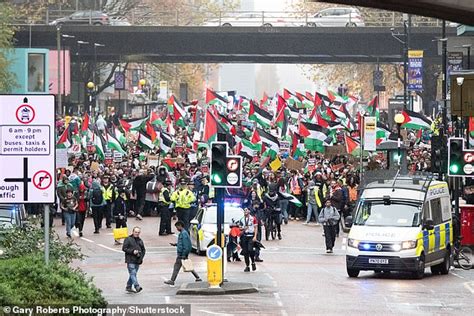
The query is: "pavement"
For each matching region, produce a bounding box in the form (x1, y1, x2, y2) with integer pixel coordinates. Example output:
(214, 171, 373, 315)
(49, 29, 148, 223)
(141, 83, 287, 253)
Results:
(54, 216, 474, 316)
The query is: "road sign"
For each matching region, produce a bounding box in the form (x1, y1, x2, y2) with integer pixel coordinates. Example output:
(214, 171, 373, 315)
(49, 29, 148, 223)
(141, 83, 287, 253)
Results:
(0, 95, 55, 203)
(206, 244, 223, 288)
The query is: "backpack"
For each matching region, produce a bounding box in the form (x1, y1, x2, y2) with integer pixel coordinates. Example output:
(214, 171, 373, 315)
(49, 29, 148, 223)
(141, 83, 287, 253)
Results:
(92, 187, 103, 205)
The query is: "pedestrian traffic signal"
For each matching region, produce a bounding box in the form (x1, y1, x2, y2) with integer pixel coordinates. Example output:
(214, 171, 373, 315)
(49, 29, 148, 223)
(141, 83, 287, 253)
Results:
(448, 138, 469, 177)
(210, 141, 243, 188)
(431, 135, 447, 174)
(211, 142, 227, 186)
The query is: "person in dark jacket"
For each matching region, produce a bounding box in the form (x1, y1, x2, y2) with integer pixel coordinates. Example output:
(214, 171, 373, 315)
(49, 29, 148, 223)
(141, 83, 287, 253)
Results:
(114, 190, 128, 245)
(122, 226, 146, 293)
(132, 170, 154, 220)
(159, 180, 173, 236)
(164, 221, 201, 286)
(328, 180, 344, 237)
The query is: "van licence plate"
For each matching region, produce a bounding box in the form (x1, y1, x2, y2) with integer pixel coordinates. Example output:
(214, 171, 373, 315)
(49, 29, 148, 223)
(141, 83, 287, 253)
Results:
(368, 258, 389, 264)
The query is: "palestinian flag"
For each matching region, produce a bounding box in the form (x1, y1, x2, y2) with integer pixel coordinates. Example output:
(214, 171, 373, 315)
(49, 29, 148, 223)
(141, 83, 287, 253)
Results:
(93, 132, 105, 161)
(114, 126, 127, 145)
(206, 88, 228, 105)
(401, 109, 432, 130)
(106, 132, 126, 155)
(376, 122, 391, 140)
(315, 92, 331, 107)
(345, 134, 360, 155)
(238, 96, 251, 113)
(287, 105, 301, 121)
(260, 92, 271, 108)
(251, 128, 261, 144)
(283, 89, 302, 108)
(280, 192, 303, 207)
(217, 113, 237, 135)
(291, 131, 306, 158)
(202, 109, 228, 142)
(145, 120, 157, 142)
(149, 111, 166, 127)
(162, 158, 176, 170)
(299, 121, 331, 151)
(56, 129, 71, 149)
(138, 132, 155, 150)
(120, 117, 147, 132)
(275, 100, 289, 138)
(168, 95, 186, 127)
(366, 96, 380, 120)
(159, 131, 174, 154)
(256, 128, 280, 153)
(305, 92, 314, 102)
(236, 139, 261, 159)
(81, 113, 90, 134)
(415, 129, 423, 145)
(249, 100, 272, 128)
(296, 92, 313, 109)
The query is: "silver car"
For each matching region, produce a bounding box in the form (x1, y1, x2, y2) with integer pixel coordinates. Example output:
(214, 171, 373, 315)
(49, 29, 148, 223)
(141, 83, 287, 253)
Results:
(190, 204, 244, 255)
(307, 7, 365, 27)
(0, 204, 27, 229)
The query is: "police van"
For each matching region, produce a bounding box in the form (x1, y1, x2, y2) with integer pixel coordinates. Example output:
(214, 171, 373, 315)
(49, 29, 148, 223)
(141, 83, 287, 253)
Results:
(345, 176, 452, 279)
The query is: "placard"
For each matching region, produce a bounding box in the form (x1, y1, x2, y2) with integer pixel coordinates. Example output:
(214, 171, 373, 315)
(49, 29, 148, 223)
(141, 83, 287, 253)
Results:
(148, 155, 159, 167)
(364, 116, 377, 151)
(56, 148, 69, 169)
(325, 145, 346, 158)
(284, 157, 305, 171)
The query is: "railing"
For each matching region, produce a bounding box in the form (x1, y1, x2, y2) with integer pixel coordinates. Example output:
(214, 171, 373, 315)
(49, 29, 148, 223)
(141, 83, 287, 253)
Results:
(12, 9, 447, 27)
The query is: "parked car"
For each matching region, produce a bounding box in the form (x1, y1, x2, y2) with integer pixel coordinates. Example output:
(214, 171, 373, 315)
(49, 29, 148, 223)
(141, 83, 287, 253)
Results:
(49, 11, 110, 26)
(190, 204, 244, 255)
(307, 7, 365, 27)
(0, 204, 27, 229)
(203, 12, 297, 27)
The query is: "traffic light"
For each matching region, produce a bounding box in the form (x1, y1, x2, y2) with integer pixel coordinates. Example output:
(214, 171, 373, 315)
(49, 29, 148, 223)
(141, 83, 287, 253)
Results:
(210, 141, 243, 188)
(211, 142, 227, 186)
(448, 138, 464, 176)
(431, 135, 447, 174)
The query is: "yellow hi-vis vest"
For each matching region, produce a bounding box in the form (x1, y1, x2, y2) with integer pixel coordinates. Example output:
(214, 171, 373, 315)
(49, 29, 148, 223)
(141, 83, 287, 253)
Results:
(314, 187, 322, 208)
(171, 189, 196, 209)
(159, 187, 170, 205)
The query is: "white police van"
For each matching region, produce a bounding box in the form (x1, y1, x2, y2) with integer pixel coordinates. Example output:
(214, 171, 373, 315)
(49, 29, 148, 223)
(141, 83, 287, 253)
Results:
(345, 176, 452, 279)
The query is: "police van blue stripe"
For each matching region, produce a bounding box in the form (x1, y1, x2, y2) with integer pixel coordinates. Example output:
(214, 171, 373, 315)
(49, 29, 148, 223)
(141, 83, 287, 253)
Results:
(445, 222, 450, 245)
(434, 226, 441, 251)
(423, 230, 429, 252)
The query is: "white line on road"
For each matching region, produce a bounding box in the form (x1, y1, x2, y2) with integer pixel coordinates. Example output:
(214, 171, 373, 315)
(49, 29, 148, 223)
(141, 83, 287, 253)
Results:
(198, 310, 232, 316)
(97, 244, 122, 253)
(452, 272, 466, 279)
(80, 237, 94, 243)
(464, 281, 474, 294)
(165, 296, 170, 304)
(274, 293, 283, 307)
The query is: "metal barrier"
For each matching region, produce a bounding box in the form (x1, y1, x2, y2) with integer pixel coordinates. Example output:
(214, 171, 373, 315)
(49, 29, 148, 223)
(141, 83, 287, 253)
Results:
(12, 9, 444, 27)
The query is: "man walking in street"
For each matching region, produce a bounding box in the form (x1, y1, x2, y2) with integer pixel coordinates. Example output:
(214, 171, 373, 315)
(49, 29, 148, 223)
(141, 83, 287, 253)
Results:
(240, 208, 258, 272)
(122, 226, 146, 293)
(60, 188, 78, 238)
(164, 221, 201, 286)
(318, 200, 340, 253)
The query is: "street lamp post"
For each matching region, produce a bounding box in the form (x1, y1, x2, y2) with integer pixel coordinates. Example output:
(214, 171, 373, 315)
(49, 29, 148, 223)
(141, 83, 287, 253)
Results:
(77, 40, 89, 110)
(56, 26, 62, 115)
(456, 77, 464, 137)
(390, 23, 409, 110)
(93, 43, 105, 115)
(86, 81, 95, 116)
(61, 34, 75, 114)
(394, 113, 405, 167)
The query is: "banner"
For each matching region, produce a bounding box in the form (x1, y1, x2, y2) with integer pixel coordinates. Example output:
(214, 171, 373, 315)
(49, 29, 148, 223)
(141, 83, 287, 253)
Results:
(408, 50, 423, 91)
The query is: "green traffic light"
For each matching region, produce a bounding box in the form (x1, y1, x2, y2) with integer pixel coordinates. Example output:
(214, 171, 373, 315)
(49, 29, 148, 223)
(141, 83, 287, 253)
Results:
(449, 164, 460, 174)
(212, 174, 223, 184)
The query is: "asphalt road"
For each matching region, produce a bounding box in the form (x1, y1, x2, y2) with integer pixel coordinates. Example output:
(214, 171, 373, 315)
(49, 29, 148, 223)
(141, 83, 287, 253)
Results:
(58, 216, 474, 316)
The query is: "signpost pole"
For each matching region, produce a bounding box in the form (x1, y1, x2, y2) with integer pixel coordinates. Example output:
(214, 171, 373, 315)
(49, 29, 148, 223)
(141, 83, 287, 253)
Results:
(44, 204, 50, 265)
(216, 133, 226, 284)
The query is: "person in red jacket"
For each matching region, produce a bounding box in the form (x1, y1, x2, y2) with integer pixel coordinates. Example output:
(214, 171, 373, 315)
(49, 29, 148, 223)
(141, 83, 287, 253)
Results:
(75, 182, 88, 237)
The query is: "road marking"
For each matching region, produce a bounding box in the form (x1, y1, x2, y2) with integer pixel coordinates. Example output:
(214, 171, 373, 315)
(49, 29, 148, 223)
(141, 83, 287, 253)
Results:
(464, 281, 474, 294)
(97, 244, 122, 253)
(81, 237, 94, 243)
(452, 272, 466, 279)
(273, 292, 283, 307)
(198, 310, 232, 315)
(165, 296, 170, 303)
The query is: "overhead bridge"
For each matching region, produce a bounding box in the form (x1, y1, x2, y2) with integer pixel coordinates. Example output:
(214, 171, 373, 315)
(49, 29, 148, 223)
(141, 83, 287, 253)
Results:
(14, 25, 456, 64)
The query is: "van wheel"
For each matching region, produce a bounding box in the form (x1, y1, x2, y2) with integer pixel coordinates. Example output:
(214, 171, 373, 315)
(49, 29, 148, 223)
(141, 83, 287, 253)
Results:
(413, 255, 425, 279)
(430, 265, 440, 275)
(347, 268, 360, 278)
(438, 250, 451, 275)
